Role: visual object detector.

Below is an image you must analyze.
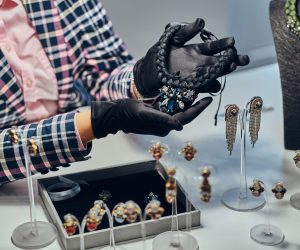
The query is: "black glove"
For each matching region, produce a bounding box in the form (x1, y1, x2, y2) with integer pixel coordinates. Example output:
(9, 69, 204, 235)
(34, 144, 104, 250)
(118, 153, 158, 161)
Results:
(91, 97, 212, 138)
(133, 18, 249, 98)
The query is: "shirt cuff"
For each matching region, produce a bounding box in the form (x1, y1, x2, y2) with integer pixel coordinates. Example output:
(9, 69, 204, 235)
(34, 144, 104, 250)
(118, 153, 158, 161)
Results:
(74, 111, 87, 151)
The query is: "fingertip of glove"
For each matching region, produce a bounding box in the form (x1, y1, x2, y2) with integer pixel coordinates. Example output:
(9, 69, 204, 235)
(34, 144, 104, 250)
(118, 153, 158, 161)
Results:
(241, 55, 250, 65)
(169, 118, 183, 131)
(194, 18, 205, 30)
(201, 96, 213, 106)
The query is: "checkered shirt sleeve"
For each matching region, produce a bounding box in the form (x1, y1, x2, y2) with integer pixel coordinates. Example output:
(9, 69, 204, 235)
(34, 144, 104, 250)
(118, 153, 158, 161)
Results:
(64, 0, 136, 101)
(0, 112, 91, 185)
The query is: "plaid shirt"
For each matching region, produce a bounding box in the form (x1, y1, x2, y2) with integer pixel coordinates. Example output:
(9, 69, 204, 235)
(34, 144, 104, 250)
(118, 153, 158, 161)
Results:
(0, 0, 135, 184)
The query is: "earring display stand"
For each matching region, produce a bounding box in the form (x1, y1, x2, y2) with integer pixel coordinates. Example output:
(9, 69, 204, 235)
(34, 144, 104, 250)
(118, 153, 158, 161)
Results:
(152, 196, 199, 250)
(9, 132, 57, 249)
(250, 180, 284, 246)
(221, 108, 265, 211)
(100, 202, 128, 250)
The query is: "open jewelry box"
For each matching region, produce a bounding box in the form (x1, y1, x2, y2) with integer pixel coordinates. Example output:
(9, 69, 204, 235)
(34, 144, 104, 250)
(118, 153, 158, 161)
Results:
(37, 160, 201, 250)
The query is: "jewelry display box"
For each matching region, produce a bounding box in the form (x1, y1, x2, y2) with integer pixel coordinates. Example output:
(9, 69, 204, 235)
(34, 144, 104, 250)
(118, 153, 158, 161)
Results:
(37, 160, 201, 250)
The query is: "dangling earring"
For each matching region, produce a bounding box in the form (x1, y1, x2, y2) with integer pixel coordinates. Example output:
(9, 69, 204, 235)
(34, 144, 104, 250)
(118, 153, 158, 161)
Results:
(248, 96, 263, 147)
(165, 167, 177, 204)
(200, 167, 211, 202)
(225, 104, 239, 155)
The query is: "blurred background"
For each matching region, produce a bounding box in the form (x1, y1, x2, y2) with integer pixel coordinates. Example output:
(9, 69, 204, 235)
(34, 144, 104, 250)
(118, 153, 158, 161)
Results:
(102, 0, 276, 68)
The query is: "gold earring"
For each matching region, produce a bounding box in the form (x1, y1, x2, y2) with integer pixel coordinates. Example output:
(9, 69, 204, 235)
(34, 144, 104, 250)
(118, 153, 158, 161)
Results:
(112, 202, 127, 224)
(63, 214, 79, 236)
(145, 199, 165, 220)
(200, 167, 211, 202)
(225, 104, 239, 155)
(149, 141, 167, 160)
(124, 201, 141, 223)
(293, 151, 300, 168)
(272, 182, 287, 200)
(181, 142, 197, 161)
(165, 167, 177, 204)
(249, 179, 264, 197)
(248, 96, 263, 147)
(8, 128, 19, 144)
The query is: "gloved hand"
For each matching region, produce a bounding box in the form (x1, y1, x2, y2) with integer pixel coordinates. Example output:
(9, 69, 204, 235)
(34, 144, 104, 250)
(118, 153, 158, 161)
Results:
(91, 97, 212, 138)
(133, 18, 249, 98)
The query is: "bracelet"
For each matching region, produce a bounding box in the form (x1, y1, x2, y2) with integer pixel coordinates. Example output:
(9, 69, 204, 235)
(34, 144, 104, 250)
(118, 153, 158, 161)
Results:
(131, 80, 144, 101)
(47, 176, 87, 201)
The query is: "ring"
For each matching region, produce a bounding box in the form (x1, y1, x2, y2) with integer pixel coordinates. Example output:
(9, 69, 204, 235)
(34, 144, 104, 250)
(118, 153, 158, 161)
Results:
(85, 200, 106, 232)
(63, 213, 79, 236)
(145, 199, 165, 220)
(124, 200, 141, 223)
(149, 141, 168, 160)
(249, 179, 264, 197)
(112, 202, 127, 224)
(99, 190, 112, 202)
(144, 192, 158, 204)
(272, 182, 287, 200)
(181, 142, 197, 161)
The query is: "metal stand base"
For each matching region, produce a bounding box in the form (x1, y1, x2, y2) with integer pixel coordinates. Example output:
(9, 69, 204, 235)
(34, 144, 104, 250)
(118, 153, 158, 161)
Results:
(152, 231, 199, 250)
(290, 192, 300, 210)
(100, 247, 128, 250)
(11, 221, 57, 249)
(250, 224, 284, 246)
(221, 187, 265, 212)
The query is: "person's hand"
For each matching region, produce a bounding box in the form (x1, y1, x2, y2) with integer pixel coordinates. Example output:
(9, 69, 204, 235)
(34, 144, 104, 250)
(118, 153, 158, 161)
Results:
(133, 18, 249, 98)
(91, 97, 212, 138)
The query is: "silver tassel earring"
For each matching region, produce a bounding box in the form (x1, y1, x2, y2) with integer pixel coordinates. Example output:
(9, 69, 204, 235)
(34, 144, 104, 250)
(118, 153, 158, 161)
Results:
(225, 104, 239, 155)
(248, 96, 263, 147)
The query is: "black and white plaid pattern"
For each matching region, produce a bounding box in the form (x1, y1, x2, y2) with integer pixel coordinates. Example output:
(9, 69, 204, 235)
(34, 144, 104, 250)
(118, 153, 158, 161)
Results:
(0, 0, 136, 184)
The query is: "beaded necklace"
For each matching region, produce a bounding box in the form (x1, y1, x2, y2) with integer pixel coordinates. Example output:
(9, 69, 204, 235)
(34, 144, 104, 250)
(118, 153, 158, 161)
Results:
(285, 0, 300, 36)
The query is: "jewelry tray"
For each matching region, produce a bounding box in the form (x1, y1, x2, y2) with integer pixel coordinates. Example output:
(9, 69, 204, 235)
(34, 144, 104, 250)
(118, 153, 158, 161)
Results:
(37, 160, 201, 250)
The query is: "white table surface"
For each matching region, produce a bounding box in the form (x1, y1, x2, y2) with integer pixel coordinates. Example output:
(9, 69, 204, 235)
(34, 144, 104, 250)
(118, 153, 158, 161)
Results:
(1, 63, 300, 250)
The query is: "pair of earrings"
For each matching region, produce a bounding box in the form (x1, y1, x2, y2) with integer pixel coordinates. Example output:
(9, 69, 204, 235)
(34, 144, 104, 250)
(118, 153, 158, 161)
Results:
(249, 180, 287, 200)
(200, 167, 211, 202)
(225, 96, 263, 155)
(112, 201, 142, 224)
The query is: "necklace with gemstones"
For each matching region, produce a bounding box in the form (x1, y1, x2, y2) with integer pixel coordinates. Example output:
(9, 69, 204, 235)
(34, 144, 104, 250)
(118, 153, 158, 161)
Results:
(285, 0, 300, 36)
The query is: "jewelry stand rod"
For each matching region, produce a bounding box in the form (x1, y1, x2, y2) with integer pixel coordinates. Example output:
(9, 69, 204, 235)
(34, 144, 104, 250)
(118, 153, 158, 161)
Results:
(104, 204, 116, 250)
(22, 132, 38, 235)
(261, 181, 271, 235)
(80, 216, 88, 250)
(239, 109, 248, 199)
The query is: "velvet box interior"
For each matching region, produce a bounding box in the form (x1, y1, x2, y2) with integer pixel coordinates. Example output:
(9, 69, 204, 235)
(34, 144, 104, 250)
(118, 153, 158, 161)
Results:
(38, 160, 201, 250)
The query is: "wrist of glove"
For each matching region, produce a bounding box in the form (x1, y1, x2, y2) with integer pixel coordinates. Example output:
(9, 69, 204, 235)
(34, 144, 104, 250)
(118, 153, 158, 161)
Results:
(91, 97, 212, 139)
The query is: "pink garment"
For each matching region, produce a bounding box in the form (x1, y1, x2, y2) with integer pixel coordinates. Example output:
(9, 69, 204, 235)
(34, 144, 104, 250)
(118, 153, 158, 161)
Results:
(0, 0, 58, 122)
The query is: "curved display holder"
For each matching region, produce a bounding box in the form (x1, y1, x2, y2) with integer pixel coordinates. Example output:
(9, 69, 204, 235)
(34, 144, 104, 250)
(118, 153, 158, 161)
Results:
(221, 107, 265, 211)
(250, 180, 284, 245)
(152, 198, 198, 250)
(7, 130, 57, 249)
